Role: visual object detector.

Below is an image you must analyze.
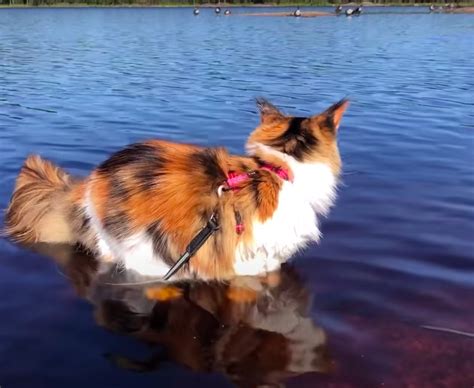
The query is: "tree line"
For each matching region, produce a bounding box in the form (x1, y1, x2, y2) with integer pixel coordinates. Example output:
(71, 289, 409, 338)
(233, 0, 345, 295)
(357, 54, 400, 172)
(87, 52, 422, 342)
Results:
(1, 0, 463, 6)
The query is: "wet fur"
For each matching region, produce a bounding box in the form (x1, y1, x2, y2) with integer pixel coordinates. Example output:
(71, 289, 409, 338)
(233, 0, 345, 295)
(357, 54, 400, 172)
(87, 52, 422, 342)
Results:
(4, 99, 349, 280)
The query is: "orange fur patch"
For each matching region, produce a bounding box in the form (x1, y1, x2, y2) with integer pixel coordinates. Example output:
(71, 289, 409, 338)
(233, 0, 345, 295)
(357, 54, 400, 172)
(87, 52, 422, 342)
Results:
(145, 285, 183, 301)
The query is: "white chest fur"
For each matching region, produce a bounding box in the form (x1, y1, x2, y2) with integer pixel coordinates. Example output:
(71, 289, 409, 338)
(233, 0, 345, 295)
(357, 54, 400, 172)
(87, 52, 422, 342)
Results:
(234, 147, 337, 276)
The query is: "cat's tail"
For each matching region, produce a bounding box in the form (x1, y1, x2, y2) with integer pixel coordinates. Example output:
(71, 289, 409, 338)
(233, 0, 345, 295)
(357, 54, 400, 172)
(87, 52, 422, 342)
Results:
(4, 155, 78, 244)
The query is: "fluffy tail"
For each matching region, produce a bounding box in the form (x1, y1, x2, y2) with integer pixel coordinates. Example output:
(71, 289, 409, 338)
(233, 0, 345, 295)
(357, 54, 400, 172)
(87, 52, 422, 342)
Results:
(5, 155, 76, 244)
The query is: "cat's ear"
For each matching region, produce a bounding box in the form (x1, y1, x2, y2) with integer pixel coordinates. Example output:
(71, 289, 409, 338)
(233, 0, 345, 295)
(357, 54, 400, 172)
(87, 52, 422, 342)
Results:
(314, 99, 350, 132)
(256, 98, 284, 124)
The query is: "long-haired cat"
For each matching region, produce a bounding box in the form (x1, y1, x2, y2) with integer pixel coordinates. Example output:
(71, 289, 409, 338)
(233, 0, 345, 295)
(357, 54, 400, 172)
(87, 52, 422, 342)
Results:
(5, 98, 349, 280)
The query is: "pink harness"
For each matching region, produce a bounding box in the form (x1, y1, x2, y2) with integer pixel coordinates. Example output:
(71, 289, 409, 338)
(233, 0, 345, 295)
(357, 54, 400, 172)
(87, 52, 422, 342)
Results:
(219, 163, 292, 234)
(224, 163, 292, 191)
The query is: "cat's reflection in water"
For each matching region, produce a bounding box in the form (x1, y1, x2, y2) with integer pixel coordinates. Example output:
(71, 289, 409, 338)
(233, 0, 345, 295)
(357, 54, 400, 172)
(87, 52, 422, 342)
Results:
(34, 243, 332, 387)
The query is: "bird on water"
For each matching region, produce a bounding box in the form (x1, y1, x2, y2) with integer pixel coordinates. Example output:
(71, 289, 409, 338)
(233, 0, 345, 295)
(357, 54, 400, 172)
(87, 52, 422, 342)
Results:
(353, 6, 362, 15)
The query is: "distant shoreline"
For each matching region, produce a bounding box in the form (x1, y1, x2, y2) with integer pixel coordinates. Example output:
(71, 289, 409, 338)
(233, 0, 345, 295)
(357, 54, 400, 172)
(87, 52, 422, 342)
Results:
(2, 3, 474, 9)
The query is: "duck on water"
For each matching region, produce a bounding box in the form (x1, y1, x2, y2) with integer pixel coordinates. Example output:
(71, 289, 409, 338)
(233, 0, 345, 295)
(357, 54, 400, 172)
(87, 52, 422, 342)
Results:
(346, 6, 362, 16)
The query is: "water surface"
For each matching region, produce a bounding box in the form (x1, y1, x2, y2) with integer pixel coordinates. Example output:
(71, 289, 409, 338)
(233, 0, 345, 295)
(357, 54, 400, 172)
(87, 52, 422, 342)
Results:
(1, 7, 473, 387)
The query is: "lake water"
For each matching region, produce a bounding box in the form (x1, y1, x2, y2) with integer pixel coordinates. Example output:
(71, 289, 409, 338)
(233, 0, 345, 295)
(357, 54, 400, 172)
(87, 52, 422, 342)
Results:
(1, 7, 473, 388)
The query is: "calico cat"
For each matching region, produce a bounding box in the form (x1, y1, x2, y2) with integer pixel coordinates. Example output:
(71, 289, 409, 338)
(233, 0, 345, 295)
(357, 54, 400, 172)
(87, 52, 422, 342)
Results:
(5, 98, 349, 280)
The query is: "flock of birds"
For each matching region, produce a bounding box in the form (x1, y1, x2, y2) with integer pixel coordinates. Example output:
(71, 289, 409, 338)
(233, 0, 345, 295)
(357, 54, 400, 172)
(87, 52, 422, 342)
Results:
(293, 5, 363, 17)
(333, 5, 362, 16)
(293, 4, 462, 17)
(193, 6, 231, 15)
(428, 3, 460, 12)
(193, 4, 461, 17)
(191, 5, 361, 17)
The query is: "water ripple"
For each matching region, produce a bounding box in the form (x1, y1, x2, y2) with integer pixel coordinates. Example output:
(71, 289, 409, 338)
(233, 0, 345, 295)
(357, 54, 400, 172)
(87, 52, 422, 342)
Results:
(0, 7, 473, 388)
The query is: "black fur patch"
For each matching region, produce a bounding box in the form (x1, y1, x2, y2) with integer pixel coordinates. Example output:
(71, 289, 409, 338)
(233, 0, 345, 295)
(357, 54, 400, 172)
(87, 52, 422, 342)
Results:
(324, 114, 336, 132)
(97, 143, 164, 175)
(250, 173, 262, 207)
(98, 142, 166, 192)
(267, 117, 319, 161)
(135, 168, 161, 191)
(146, 221, 175, 267)
(109, 175, 131, 200)
(71, 204, 91, 234)
(103, 211, 130, 239)
(193, 149, 226, 184)
(79, 215, 91, 235)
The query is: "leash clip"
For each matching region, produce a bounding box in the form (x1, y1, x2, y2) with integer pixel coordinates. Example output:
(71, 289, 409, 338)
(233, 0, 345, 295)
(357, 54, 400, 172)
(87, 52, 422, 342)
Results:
(208, 213, 220, 231)
(163, 212, 220, 281)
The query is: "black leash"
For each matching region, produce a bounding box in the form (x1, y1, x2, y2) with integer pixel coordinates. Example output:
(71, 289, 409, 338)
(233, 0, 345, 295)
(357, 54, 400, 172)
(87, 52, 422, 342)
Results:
(163, 213, 220, 281)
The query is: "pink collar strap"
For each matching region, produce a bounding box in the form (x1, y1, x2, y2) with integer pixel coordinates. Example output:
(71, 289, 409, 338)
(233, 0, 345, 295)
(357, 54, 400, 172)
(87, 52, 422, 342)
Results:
(225, 171, 251, 189)
(259, 163, 292, 182)
(223, 163, 292, 192)
(219, 162, 292, 235)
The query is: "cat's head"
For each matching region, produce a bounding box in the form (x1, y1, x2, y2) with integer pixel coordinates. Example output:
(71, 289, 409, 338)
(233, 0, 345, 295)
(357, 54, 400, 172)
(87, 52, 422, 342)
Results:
(247, 98, 349, 177)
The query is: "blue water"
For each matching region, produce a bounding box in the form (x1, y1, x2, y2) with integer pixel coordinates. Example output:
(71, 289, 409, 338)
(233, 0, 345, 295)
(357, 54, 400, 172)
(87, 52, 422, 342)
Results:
(1, 7, 473, 388)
